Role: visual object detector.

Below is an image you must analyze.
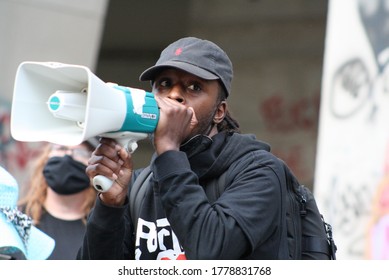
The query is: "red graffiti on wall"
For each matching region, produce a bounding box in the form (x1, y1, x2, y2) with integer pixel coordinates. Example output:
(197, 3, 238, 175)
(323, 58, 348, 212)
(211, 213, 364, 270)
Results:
(259, 92, 320, 133)
(2, 141, 44, 168)
(0, 107, 45, 172)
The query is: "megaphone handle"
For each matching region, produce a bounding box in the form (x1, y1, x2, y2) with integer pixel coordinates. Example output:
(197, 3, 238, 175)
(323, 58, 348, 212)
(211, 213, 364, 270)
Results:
(92, 132, 147, 192)
(92, 142, 136, 193)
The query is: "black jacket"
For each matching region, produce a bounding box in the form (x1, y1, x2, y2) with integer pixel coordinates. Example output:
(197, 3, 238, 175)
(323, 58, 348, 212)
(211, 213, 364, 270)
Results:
(77, 132, 289, 259)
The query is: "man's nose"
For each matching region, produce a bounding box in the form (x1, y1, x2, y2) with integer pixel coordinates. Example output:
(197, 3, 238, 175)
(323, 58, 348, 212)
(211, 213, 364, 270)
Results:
(167, 85, 184, 103)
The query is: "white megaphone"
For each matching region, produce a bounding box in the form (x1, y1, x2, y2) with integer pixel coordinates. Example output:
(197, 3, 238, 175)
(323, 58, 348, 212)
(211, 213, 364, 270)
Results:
(11, 61, 159, 192)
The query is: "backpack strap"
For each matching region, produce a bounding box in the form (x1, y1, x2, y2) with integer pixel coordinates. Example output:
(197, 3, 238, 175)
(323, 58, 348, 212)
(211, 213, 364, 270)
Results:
(322, 215, 337, 260)
(285, 164, 336, 260)
(300, 214, 336, 259)
(129, 166, 153, 231)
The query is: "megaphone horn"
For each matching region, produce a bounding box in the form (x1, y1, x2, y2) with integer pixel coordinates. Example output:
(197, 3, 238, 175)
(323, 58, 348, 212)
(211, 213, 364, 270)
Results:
(11, 61, 159, 192)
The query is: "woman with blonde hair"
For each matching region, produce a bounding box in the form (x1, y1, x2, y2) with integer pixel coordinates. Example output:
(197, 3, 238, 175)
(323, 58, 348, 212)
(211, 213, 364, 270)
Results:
(18, 138, 98, 259)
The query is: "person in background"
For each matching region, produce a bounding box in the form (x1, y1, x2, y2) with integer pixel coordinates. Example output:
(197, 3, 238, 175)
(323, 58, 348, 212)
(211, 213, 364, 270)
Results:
(18, 138, 98, 259)
(0, 165, 55, 260)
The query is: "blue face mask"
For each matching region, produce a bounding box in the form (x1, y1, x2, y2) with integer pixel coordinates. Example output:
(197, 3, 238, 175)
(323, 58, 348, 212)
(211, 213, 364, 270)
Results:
(43, 155, 90, 195)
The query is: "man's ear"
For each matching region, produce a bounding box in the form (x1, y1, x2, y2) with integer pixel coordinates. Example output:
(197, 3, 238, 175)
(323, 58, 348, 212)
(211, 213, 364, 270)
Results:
(213, 101, 227, 124)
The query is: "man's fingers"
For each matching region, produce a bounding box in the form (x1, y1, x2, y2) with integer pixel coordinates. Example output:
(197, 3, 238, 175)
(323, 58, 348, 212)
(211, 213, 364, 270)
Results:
(86, 162, 118, 181)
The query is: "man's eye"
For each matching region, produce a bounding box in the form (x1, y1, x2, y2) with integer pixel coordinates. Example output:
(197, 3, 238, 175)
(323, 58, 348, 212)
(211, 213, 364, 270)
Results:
(159, 80, 170, 87)
(188, 84, 201, 91)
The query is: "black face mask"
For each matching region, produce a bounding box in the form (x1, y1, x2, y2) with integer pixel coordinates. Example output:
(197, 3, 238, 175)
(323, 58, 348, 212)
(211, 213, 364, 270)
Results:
(43, 155, 90, 195)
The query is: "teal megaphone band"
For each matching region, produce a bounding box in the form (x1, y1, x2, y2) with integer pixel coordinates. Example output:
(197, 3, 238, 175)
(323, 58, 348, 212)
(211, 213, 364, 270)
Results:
(114, 85, 159, 133)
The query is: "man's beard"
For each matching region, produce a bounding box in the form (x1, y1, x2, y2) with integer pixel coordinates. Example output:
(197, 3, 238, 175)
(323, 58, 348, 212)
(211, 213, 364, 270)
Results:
(185, 106, 217, 141)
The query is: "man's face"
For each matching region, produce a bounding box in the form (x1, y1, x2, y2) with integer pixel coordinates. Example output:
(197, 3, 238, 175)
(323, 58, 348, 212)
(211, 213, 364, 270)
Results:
(152, 68, 221, 139)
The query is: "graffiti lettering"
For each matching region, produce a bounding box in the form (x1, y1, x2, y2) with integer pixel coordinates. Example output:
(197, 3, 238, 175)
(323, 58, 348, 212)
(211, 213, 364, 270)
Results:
(259, 92, 320, 133)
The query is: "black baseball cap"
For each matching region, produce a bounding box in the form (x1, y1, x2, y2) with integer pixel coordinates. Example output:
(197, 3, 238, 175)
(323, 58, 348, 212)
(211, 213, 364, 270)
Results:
(139, 37, 233, 97)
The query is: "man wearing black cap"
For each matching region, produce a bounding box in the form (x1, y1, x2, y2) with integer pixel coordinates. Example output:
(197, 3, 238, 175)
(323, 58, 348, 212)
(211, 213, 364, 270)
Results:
(78, 37, 289, 260)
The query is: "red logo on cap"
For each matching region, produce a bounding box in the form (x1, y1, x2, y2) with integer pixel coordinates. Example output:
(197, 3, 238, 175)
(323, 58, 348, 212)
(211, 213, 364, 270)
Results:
(174, 48, 182, 56)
